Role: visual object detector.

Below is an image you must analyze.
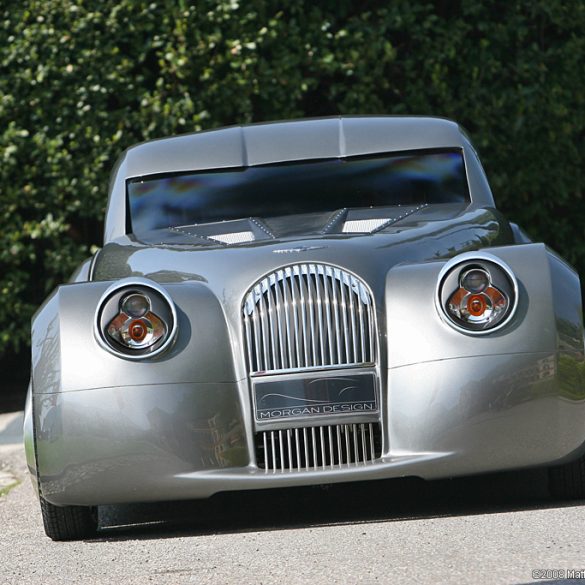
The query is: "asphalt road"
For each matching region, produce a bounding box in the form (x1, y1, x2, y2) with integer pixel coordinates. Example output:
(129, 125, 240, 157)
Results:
(2, 411, 585, 585)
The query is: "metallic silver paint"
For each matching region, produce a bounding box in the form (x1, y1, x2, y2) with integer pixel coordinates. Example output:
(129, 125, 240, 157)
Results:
(31, 348, 585, 506)
(23, 382, 38, 496)
(26, 116, 584, 509)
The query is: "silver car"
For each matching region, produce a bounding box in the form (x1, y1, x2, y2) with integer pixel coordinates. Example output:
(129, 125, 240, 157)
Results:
(25, 116, 585, 540)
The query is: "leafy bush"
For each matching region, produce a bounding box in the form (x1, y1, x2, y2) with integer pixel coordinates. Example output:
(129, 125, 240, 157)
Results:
(1, 0, 583, 355)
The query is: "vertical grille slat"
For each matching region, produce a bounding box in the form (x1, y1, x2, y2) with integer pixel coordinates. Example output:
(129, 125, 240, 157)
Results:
(295, 428, 301, 471)
(262, 431, 268, 469)
(344, 424, 351, 464)
(273, 273, 286, 371)
(368, 296, 376, 364)
(243, 264, 376, 374)
(258, 283, 270, 369)
(264, 279, 279, 370)
(314, 265, 327, 365)
(297, 267, 310, 367)
(322, 270, 335, 365)
(290, 267, 302, 368)
(257, 423, 382, 471)
(311, 426, 317, 467)
(286, 429, 293, 469)
(328, 426, 334, 466)
(303, 427, 309, 471)
(330, 271, 343, 365)
(348, 277, 359, 363)
(243, 309, 254, 372)
(271, 431, 277, 471)
(252, 285, 264, 371)
(357, 283, 367, 362)
(306, 265, 318, 367)
(338, 272, 351, 364)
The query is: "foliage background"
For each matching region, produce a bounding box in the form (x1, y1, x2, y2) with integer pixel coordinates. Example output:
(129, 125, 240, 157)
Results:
(0, 0, 584, 388)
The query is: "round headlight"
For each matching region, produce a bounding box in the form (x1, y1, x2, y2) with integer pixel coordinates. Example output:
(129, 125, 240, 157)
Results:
(121, 293, 150, 318)
(437, 254, 518, 334)
(460, 268, 490, 294)
(95, 278, 177, 359)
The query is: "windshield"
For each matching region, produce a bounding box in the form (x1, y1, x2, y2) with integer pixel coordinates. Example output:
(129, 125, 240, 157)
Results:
(127, 149, 469, 234)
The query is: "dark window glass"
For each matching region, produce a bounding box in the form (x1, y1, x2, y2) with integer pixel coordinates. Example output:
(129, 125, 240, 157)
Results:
(127, 150, 469, 234)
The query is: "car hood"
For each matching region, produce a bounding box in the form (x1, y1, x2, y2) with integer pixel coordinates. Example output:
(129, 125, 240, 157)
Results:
(92, 205, 513, 302)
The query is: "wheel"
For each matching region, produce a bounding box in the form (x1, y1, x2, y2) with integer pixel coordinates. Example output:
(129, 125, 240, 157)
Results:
(548, 453, 585, 500)
(40, 496, 98, 541)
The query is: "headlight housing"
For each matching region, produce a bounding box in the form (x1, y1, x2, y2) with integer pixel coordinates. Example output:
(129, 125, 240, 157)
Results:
(437, 253, 518, 334)
(95, 278, 177, 359)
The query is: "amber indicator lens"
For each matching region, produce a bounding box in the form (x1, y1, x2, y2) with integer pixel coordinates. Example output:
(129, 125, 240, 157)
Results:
(467, 294, 487, 316)
(129, 319, 148, 342)
(461, 269, 489, 294)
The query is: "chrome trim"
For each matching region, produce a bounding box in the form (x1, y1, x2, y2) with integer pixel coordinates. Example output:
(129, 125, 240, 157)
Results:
(94, 277, 178, 361)
(287, 429, 293, 468)
(435, 252, 520, 336)
(257, 422, 381, 471)
(266, 280, 278, 369)
(290, 266, 302, 367)
(282, 268, 294, 368)
(252, 286, 262, 370)
(271, 431, 276, 470)
(259, 288, 270, 369)
(243, 264, 376, 374)
(315, 266, 326, 365)
(303, 427, 309, 471)
(339, 270, 351, 362)
(250, 361, 375, 378)
(344, 424, 350, 461)
(331, 269, 343, 363)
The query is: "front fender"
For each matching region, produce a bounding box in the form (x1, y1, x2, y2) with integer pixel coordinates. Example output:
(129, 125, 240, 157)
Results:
(31, 279, 241, 395)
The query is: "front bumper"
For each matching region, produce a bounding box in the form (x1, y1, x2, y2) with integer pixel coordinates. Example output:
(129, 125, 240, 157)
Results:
(33, 350, 585, 506)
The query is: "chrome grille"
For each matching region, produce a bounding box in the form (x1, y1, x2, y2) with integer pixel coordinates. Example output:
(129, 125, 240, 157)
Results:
(243, 264, 376, 374)
(257, 423, 382, 471)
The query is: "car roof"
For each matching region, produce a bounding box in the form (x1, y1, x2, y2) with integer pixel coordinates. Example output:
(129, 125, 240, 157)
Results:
(120, 116, 465, 179)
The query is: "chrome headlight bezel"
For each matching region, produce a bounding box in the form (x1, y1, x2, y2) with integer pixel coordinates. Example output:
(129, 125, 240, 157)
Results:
(436, 252, 519, 335)
(94, 277, 178, 360)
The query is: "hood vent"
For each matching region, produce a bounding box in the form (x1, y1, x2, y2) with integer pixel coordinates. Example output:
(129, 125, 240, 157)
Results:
(340, 204, 429, 234)
(172, 218, 273, 245)
(208, 231, 255, 244)
(342, 218, 392, 233)
(167, 205, 429, 244)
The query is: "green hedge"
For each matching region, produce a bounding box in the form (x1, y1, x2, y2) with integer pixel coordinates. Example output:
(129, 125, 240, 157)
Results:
(1, 0, 584, 355)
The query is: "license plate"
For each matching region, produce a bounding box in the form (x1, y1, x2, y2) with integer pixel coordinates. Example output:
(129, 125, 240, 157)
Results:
(254, 372, 378, 421)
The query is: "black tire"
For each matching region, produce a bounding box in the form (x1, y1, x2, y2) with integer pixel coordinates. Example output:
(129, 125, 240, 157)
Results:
(40, 496, 98, 541)
(549, 454, 585, 500)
